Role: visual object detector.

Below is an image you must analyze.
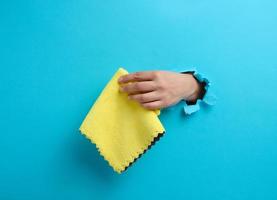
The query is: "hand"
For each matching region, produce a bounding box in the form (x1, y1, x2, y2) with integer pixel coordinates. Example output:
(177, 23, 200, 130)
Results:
(118, 70, 203, 110)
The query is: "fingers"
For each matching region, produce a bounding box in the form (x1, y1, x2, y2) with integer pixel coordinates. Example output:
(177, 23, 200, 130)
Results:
(118, 71, 157, 84)
(118, 71, 166, 110)
(141, 101, 163, 110)
(128, 91, 160, 103)
(120, 81, 156, 94)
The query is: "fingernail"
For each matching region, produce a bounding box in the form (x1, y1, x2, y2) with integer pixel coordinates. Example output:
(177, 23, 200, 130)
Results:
(118, 77, 123, 83)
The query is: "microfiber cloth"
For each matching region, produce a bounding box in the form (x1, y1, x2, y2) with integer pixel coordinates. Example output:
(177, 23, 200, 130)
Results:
(79, 67, 165, 173)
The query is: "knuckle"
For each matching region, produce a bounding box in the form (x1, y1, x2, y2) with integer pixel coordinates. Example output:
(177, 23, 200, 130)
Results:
(152, 71, 160, 79)
(154, 103, 162, 109)
(140, 94, 146, 102)
(162, 98, 170, 106)
(142, 102, 151, 108)
(133, 82, 141, 90)
(133, 72, 141, 81)
(157, 81, 166, 90)
(123, 86, 130, 92)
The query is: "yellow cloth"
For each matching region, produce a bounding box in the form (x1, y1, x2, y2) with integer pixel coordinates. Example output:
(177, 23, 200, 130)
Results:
(79, 67, 165, 173)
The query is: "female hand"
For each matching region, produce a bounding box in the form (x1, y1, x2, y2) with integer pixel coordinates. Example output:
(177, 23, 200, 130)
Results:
(118, 71, 203, 110)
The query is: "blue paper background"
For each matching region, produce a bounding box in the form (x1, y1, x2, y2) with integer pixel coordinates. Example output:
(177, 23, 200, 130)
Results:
(1, 0, 277, 199)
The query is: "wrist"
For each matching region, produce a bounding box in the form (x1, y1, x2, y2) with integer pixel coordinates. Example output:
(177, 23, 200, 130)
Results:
(186, 74, 201, 102)
(179, 73, 205, 104)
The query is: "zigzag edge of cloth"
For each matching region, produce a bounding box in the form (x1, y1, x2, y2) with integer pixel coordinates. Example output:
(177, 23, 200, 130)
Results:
(79, 67, 165, 173)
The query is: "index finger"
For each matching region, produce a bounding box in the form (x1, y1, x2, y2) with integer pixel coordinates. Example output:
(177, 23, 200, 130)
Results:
(118, 71, 156, 84)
